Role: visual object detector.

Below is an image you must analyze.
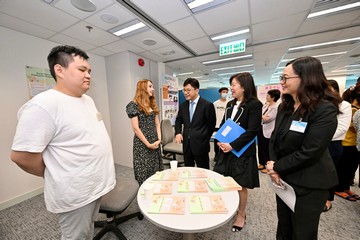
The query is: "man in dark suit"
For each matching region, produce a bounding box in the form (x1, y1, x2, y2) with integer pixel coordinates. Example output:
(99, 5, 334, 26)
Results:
(175, 78, 216, 169)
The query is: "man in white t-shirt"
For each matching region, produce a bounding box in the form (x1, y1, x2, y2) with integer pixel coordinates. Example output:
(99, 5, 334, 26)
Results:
(10, 45, 116, 239)
(213, 87, 229, 157)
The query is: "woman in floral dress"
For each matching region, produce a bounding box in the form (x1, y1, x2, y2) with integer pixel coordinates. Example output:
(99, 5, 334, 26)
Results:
(126, 79, 163, 184)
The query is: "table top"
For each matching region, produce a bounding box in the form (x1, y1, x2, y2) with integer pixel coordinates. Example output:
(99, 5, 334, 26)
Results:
(137, 167, 239, 233)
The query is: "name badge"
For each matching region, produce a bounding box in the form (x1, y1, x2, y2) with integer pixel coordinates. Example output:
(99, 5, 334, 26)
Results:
(289, 120, 307, 133)
(96, 112, 103, 121)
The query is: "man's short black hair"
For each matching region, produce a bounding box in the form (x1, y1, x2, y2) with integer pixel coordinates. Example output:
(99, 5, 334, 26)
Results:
(218, 87, 228, 93)
(47, 45, 89, 81)
(183, 78, 200, 89)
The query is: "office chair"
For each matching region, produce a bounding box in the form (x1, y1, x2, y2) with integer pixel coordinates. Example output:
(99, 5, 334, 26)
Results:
(93, 177, 143, 240)
(160, 119, 184, 166)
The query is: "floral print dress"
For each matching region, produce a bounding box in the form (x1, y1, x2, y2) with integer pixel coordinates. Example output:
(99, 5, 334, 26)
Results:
(126, 101, 163, 184)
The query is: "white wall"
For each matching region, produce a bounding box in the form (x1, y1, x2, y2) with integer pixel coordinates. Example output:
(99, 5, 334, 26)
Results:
(0, 27, 110, 209)
(0, 26, 163, 209)
(106, 51, 160, 167)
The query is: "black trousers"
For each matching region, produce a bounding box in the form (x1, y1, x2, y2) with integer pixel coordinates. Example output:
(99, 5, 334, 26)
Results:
(336, 146, 359, 191)
(276, 185, 328, 240)
(327, 140, 342, 201)
(184, 140, 210, 169)
(257, 128, 270, 166)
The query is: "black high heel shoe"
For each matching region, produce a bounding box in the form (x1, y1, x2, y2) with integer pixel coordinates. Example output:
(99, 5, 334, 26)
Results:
(231, 215, 246, 232)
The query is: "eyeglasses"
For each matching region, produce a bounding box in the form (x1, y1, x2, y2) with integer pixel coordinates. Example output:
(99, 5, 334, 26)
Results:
(279, 75, 299, 82)
(183, 88, 195, 93)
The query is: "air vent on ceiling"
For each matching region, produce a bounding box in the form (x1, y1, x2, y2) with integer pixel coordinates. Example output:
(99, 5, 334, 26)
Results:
(162, 50, 175, 56)
(143, 39, 157, 46)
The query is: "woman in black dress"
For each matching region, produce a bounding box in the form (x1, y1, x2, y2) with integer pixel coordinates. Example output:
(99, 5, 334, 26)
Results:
(216, 72, 262, 232)
(126, 79, 163, 185)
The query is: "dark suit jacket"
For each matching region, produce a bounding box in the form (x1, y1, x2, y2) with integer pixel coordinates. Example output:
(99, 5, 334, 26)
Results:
(221, 98, 262, 157)
(269, 101, 338, 189)
(175, 97, 216, 155)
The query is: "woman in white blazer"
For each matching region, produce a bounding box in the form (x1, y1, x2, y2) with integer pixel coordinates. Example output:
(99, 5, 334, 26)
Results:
(257, 89, 281, 172)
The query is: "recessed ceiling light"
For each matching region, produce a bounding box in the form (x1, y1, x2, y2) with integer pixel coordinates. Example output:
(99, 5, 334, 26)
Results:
(178, 72, 194, 76)
(218, 70, 253, 76)
(211, 29, 250, 41)
(331, 69, 360, 73)
(288, 37, 360, 51)
(308, 2, 360, 18)
(313, 51, 347, 58)
(114, 22, 145, 36)
(109, 20, 148, 37)
(202, 54, 252, 65)
(211, 64, 253, 71)
(187, 0, 214, 9)
(70, 0, 96, 12)
(185, 0, 230, 13)
(346, 64, 360, 68)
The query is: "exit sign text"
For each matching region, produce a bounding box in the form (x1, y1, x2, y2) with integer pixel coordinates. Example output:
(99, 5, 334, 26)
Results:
(219, 40, 246, 56)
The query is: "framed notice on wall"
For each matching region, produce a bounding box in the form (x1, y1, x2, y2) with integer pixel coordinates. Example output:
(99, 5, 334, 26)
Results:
(257, 84, 282, 104)
(25, 66, 54, 98)
(161, 74, 179, 125)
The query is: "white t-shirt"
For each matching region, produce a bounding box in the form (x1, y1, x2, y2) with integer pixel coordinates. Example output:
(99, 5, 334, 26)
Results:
(12, 89, 116, 213)
(213, 99, 228, 128)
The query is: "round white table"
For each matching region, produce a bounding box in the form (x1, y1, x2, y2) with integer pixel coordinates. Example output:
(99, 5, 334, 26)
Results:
(137, 167, 239, 240)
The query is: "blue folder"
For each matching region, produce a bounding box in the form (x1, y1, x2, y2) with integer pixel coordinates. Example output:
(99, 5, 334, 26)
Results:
(214, 119, 255, 157)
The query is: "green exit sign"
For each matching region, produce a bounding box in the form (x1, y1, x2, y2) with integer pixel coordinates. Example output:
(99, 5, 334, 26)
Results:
(219, 40, 246, 56)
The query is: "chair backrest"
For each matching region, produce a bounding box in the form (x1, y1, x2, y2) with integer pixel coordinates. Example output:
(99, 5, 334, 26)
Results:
(161, 119, 174, 145)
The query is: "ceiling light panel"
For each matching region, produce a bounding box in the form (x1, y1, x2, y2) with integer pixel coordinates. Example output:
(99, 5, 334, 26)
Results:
(308, 1, 360, 18)
(211, 29, 250, 41)
(109, 19, 148, 37)
(312, 51, 347, 58)
(185, 0, 231, 13)
(211, 64, 253, 71)
(178, 72, 194, 76)
(202, 54, 253, 65)
(288, 37, 360, 52)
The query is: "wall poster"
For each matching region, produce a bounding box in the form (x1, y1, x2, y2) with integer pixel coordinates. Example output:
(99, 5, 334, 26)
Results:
(25, 66, 54, 98)
(257, 84, 282, 104)
(161, 74, 179, 125)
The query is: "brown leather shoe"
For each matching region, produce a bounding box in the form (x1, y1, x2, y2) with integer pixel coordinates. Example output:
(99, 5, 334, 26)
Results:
(261, 169, 268, 173)
(258, 164, 265, 170)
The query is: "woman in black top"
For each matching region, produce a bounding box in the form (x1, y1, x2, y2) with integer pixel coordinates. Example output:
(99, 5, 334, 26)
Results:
(215, 72, 262, 232)
(267, 56, 341, 240)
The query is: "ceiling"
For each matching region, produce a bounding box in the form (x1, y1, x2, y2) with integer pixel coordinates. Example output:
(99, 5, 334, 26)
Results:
(1, 0, 360, 89)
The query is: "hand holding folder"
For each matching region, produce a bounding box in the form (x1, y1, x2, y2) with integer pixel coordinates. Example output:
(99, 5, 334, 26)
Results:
(214, 119, 255, 157)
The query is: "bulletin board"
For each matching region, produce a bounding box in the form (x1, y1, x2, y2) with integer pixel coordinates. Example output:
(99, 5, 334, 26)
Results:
(161, 74, 179, 125)
(25, 66, 54, 98)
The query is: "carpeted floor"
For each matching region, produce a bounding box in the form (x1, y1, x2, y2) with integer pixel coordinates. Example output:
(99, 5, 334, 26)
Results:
(1, 162, 359, 240)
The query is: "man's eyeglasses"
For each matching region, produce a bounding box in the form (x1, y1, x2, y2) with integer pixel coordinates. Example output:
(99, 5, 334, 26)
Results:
(183, 88, 195, 93)
(279, 75, 299, 82)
